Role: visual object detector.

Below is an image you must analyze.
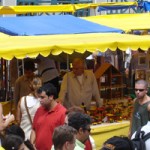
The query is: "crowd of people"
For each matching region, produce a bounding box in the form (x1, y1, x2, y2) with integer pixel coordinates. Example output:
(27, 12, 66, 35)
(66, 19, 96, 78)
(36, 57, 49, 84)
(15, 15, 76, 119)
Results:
(1, 56, 150, 150)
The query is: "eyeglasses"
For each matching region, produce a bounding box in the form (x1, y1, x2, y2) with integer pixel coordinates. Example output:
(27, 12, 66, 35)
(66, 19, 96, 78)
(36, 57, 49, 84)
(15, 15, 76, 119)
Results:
(134, 89, 145, 92)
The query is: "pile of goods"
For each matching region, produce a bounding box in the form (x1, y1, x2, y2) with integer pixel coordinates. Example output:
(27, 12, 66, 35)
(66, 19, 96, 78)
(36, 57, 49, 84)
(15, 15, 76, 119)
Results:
(87, 98, 133, 125)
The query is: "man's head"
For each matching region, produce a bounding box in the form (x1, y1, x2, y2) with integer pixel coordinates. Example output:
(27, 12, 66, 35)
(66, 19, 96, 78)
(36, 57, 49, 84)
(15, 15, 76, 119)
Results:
(5, 124, 25, 141)
(72, 58, 84, 76)
(101, 136, 134, 150)
(37, 83, 57, 109)
(68, 112, 91, 144)
(24, 59, 35, 78)
(135, 79, 148, 100)
(52, 125, 77, 150)
(65, 106, 84, 125)
(2, 135, 25, 150)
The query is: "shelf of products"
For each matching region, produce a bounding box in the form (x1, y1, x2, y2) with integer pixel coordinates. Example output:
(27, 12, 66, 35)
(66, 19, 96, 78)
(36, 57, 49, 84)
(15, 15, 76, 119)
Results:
(94, 62, 124, 101)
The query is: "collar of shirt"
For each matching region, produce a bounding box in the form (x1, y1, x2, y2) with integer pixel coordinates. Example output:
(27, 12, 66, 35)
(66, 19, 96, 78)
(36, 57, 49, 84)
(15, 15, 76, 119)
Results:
(23, 75, 33, 81)
(47, 103, 60, 114)
(72, 71, 88, 79)
(76, 139, 85, 149)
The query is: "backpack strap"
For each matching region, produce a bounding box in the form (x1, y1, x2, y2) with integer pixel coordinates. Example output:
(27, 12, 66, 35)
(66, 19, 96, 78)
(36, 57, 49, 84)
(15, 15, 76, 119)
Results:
(134, 127, 146, 150)
(143, 132, 150, 142)
(135, 127, 145, 139)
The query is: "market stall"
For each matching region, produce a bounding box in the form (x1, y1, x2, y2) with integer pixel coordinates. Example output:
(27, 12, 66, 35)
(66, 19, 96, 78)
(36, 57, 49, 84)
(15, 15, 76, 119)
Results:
(0, 2, 137, 15)
(0, 11, 149, 150)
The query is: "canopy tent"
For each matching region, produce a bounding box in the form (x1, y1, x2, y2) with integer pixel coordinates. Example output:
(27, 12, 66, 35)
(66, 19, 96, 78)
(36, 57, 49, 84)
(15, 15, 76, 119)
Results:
(0, 15, 123, 35)
(138, 1, 150, 12)
(0, 33, 150, 60)
(82, 13, 150, 33)
(0, 5, 75, 14)
(0, 32, 9, 37)
(0, 2, 137, 15)
(97, 2, 137, 11)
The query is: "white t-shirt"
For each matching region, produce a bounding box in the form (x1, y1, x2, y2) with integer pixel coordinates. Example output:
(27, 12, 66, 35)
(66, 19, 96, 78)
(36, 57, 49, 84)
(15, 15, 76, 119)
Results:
(131, 121, 150, 150)
(77, 74, 83, 85)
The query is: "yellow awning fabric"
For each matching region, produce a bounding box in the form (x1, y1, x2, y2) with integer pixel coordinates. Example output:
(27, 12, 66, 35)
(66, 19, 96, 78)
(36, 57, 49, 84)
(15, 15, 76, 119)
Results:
(0, 33, 150, 60)
(0, 2, 137, 14)
(73, 2, 137, 10)
(0, 33, 9, 37)
(0, 5, 75, 14)
(82, 13, 150, 33)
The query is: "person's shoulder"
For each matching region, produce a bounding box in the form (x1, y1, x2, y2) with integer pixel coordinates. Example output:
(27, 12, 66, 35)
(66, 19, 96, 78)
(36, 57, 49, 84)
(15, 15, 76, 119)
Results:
(19, 96, 25, 103)
(74, 139, 85, 150)
(55, 104, 66, 115)
(147, 95, 150, 101)
(146, 99, 150, 111)
(84, 70, 95, 79)
(15, 75, 25, 82)
(57, 103, 66, 111)
(63, 71, 74, 78)
(66, 71, 73, 76)
(35, 106, 44, 113)
(84, 70, 94, 75)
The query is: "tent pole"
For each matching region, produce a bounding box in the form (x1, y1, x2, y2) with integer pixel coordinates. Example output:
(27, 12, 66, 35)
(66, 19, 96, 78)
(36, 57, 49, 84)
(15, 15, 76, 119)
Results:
(6, 60, 10, 101)
(22, 59, 24, 75)
(67, 54, 69, 71)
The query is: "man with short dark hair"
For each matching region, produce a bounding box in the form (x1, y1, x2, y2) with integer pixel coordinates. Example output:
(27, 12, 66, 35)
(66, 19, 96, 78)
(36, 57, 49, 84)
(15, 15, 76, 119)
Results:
(30, 83, 66, 150)
(52, 125, 77, 150)
(68, 112, 91, 150)
(14, 58, 35, 105)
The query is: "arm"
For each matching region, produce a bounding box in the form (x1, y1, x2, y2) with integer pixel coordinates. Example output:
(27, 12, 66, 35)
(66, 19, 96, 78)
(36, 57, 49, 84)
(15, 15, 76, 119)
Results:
(58, 73, 68, 103)
(0, 104, 15, 131)
(14, 79, 20, 106)
(16, 98, 22, 125)
(30, 109, 38, 149)
(30, 129, 36, 146)
(128, 99, 135, 139)
(147, 103, 150, 112)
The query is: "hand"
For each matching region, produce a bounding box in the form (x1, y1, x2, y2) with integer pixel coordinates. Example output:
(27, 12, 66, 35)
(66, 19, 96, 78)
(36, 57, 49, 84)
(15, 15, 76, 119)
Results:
(8, 114, 15, 122)
(4, 114, 15, 123)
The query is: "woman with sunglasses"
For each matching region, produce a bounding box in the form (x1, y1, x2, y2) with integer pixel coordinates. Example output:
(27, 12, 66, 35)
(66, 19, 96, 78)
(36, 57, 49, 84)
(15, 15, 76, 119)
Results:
(129, 79, 150, 138)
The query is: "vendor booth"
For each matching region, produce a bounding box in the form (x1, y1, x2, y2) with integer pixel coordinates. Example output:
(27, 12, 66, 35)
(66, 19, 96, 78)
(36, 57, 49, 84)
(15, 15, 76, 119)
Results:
(0, 11, 150, 149)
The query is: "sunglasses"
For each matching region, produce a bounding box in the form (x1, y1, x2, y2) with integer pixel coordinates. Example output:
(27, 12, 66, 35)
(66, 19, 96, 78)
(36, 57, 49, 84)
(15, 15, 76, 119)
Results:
(134, 89, 145, 92)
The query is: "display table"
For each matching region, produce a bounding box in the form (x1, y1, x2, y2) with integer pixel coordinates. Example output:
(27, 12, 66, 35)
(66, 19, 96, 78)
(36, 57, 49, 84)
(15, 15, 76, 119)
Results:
(91, 121, 130, 150)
